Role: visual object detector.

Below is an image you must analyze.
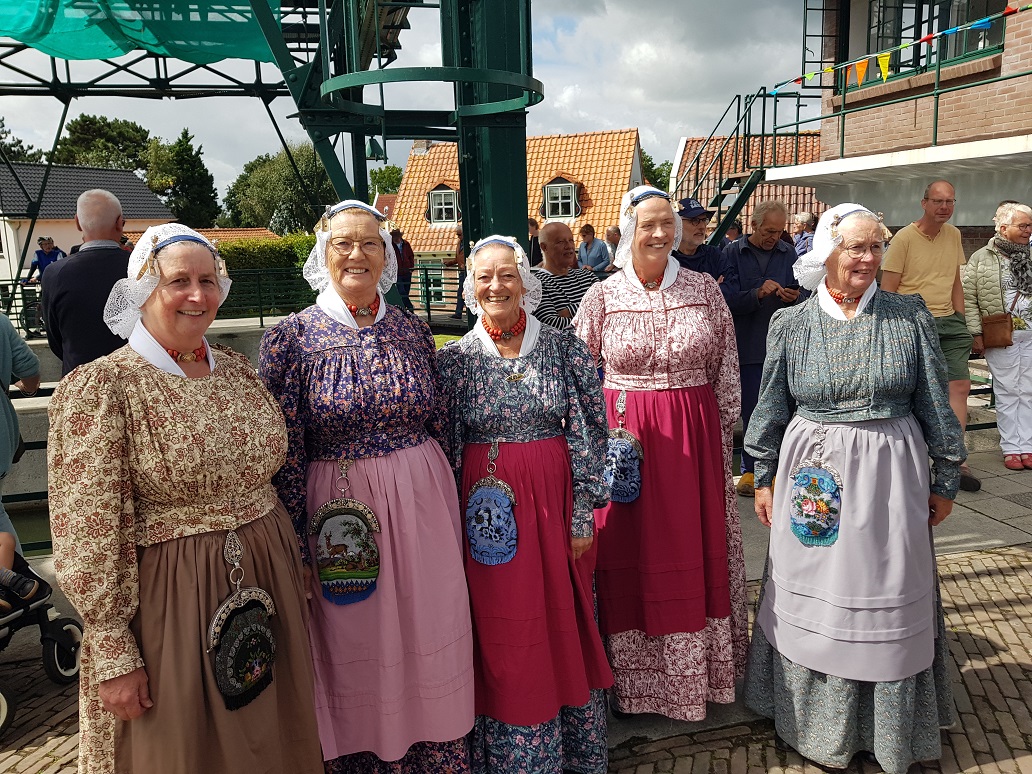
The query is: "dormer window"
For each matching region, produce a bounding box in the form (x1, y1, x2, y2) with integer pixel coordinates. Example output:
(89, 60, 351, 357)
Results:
(542, 179, 579, 219)
(427, 186, 459, 224)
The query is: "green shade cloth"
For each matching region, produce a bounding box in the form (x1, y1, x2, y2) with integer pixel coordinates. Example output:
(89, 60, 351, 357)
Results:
(0, 2, 280, 64)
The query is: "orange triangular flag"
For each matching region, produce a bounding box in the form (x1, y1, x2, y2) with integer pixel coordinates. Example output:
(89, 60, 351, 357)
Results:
(845, 64, 853, 85)
(855, 59, 869, 86)
(877, 53, 891, 82)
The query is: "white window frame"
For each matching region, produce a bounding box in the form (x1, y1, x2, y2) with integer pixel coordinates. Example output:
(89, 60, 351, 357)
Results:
(429, 189, 458, 223)
(544, 183, 576, 219)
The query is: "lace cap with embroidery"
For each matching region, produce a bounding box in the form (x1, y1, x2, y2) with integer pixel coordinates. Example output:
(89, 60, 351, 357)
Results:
(303, 199, 398, 294)
(613, 185, 683, 270)
(793, 203, 879, 291)
(461, 234, 542, 316)
(103, 223, 232, 340)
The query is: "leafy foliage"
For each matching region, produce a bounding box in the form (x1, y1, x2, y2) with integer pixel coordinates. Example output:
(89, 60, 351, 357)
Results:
(640, 149, 673, 191)
(220, 143, 336, 235)
(50, 115, 151, 171)
(0, 118, 43, 162)
(369, 164, 403, 199)
(216, 236, 310, 271)
(148, 129, 220, 228)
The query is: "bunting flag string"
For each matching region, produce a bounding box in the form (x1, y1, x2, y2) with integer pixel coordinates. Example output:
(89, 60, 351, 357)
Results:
(769, 2, 1032, 94)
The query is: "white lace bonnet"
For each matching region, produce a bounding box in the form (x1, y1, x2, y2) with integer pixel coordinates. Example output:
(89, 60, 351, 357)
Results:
(793, 203, 880, 290)
(303, 199, 398, 294)
(462, 235, 542, 316)
(613, 185, 684, 269)
(103, 223, 232, 340)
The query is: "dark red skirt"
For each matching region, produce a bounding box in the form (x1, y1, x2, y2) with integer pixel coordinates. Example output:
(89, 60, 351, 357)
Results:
(460, 436, 613, 727)
(595, 384, 732, 637)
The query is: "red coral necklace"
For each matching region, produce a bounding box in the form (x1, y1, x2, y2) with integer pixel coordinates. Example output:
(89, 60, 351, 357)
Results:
(165, 343, 207, 363)
(827, 286, 858, 305)
(346, 294, 381, 318)
(483, 309, 527, 341)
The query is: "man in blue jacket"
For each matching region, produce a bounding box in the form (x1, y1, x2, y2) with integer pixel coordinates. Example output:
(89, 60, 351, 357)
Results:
(720, 200, 805, 496)
(672, 197, 723, 280)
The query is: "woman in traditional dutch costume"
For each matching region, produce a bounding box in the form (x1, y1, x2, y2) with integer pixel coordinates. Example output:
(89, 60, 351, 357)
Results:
(743, 204, 964, 773)
(572, 186, 747, 722)
(48, 224, 323, 774)
(438, 236, 613, 773)
(259, 201, 474, 773)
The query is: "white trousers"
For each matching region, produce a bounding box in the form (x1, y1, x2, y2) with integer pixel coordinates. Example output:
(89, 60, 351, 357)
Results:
(985, 329, 1032, 455)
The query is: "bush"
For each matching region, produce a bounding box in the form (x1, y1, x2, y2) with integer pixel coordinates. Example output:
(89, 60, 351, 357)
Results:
(216, 237, 304, 271)
(280, 232, 317, 267)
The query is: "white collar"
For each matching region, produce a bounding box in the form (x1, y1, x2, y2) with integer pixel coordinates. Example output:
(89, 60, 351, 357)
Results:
(317, 286, 387, 329)
(473, 311, 541, 358)
(128, 319, 215, 377)
(623, 254, 679, 291)
(817, 278, 877, 320)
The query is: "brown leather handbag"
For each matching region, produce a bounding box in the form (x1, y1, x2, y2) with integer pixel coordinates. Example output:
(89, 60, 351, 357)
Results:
(981, 295, 1020, 349)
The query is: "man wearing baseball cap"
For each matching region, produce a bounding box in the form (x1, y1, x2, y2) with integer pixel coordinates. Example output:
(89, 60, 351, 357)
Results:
(673, 198, 723, 281)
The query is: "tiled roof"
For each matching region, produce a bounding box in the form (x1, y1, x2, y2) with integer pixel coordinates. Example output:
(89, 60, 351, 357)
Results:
(673, 132, 825, 226)
(123, 227, 279, 243)
(394, 129, 641, 254)
(0, 162, 173, 220)
(372, 193, 397, 220)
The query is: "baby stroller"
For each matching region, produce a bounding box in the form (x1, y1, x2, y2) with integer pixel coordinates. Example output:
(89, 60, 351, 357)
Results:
(0, 553, 82, 738)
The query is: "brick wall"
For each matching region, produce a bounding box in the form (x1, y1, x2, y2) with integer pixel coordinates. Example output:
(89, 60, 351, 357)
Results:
(819, 10, 1032, 160)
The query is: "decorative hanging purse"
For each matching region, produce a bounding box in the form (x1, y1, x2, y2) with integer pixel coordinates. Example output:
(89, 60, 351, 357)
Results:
(981, 294, 1020, 349)
(604, 390, 644, 503)
(310, 458, 381, 604)
(207, 530, 277, 710)
(465, 441, 518, 565)
(788, 424, 843, 547)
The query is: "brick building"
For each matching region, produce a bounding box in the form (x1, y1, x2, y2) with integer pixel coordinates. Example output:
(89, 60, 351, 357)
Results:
(766, 0, 1032, 248)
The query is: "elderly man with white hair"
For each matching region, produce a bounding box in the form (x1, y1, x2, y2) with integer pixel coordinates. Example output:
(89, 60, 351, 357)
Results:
(42, 189, 130, 375)
(963, 201, 1032, 471)
(720, 200, 804, 496)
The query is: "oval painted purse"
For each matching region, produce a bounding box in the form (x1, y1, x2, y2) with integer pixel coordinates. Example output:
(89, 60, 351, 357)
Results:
(604, 390, 644, 503)
(466, 441, 518, 565)
(310, 458, 382, 604)
(788, 424, 843, 547)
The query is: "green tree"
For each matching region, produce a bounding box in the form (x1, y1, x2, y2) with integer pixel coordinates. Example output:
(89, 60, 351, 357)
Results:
(640, 149, 673, 191)
(50, 115, 151, 170)
(369, 164, 403, 200)
(220, 143, 336, 234)
(0, 118, 43, 162)
(148, 129, 219, 228)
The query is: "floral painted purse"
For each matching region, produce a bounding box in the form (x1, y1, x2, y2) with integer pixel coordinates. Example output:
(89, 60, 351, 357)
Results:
(604, 390, 644, 503)
(788, 424, 843, 547)
(466, 441, 518, 565)
(207, 530, 277, 710)
(310, 458, 381, 604)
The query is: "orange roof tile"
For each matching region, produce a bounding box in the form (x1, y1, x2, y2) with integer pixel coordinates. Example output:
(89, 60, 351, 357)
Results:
(673, 132, 826, 227)
(123, 227, 280, 243)
(372, 193, 398, 220)
(394, 129, 642, 254)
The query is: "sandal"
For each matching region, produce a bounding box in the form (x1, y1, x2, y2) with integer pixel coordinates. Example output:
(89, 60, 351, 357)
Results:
(1022, 454, 1032, 470)
(1006, 454, 1025, 471)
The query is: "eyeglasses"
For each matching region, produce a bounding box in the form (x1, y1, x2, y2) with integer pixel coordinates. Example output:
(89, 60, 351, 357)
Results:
(1007, 222, 1032, 232)
(328, 238, 383, 256)
(841, 242, 885, 259)
(924, 199, 956, 206)
(684, 216, 710, 226)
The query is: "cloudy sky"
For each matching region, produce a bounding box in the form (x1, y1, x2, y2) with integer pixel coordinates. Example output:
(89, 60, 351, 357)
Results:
(0, 0, 806, 197)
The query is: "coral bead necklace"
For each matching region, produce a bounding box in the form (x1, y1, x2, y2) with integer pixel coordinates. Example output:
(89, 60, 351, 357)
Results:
(483, 308, 527, 341)
(827, 286, 858, 305)
(165, 343, 207, 363)
(346, 294, 381, 318)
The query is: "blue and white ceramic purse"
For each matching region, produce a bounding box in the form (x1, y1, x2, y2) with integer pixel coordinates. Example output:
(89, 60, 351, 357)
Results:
(466, 441, 518, 565)
(788, 424, 843, 547)
(310, 458, 382, 604)
(604, 390, 644, 503)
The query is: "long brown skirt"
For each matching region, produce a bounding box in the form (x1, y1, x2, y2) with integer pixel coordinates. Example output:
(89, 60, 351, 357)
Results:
(114, 504, 323, 773)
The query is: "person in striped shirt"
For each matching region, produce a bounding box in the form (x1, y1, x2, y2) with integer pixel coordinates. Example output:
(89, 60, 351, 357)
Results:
(532, 222, 600, 329)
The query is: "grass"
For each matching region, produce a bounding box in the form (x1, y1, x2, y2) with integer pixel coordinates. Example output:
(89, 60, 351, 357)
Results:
(434, 334, 461, 349)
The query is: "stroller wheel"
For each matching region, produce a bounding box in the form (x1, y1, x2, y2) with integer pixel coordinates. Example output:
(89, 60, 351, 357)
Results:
(42, 617, 83, 685)
(0, 683, 16, 739)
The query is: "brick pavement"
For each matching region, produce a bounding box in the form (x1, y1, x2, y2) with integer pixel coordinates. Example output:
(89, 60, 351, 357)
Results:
(4, 547, 1032, 773)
